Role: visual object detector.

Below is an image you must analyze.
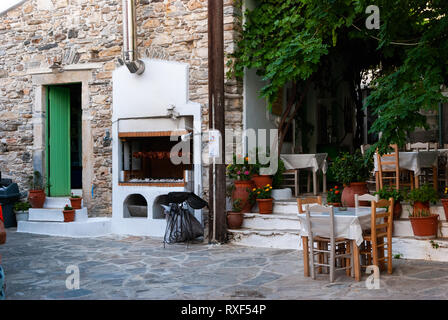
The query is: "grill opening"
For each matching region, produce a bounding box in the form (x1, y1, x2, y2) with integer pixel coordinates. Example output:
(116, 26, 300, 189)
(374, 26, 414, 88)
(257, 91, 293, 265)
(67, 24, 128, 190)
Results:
(123, 194, 148, 218)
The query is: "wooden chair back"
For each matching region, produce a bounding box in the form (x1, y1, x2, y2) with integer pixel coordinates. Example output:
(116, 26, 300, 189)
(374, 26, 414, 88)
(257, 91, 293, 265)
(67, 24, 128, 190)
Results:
(354, 193, 379, 208)
(406, 142, 429, 151)
(297, 196, 322, 213)
(370, 198, 394, 274)
(376, 144, 400, 190)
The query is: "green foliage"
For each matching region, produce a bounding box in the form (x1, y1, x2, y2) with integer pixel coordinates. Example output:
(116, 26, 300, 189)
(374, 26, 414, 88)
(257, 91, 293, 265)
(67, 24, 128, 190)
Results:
(330, 151, 373, 185)
(14, 201, 31, 212)
(63, 205, 73, 211)
(226, 154, 256, 180)
(406, 184, 439, 204)
(250, 184, 273, 200)
(327, 185, 342, 204)
(375, 186, 404, 202)
(231, 0, 448, 153)
(272, 158, 286, 189)
(231, 199, 243, 213)
(70, 193, 81, 199)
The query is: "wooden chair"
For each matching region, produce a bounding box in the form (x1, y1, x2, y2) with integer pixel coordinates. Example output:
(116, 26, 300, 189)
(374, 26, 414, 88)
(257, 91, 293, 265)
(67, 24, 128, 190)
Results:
(297, 196, 322, 213)
(376, 144, 414, 191)
(406, 142, 439, 189)
(354, 193, 379, 208)
(281, 169, 299, 197)
(359, 198, 394, 274)
(304, 204, 354, 282)
(406, 142, 430, 151)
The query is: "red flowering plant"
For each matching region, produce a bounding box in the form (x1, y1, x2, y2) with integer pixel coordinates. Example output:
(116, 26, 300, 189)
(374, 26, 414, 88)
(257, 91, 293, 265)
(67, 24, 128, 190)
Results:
(327, 185, 342, 204)
(226, 154, 256, 181)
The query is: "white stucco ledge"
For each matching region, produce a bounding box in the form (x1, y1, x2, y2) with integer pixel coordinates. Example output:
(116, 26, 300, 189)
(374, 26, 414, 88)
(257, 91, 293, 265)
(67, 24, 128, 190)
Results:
(17, 218, 112, 238)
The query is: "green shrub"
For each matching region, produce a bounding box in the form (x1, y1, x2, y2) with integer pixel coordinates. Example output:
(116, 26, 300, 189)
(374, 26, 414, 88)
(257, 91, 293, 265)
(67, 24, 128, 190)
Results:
(406, 184, 439, 204)
(330, 151, 373, 185)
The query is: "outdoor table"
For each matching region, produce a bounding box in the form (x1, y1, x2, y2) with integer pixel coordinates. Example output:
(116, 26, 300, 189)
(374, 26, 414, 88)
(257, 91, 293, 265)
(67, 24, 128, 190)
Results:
(280, 153, 328, 195)
(373, 151, 439, 189)
(297, 206, 386, 281)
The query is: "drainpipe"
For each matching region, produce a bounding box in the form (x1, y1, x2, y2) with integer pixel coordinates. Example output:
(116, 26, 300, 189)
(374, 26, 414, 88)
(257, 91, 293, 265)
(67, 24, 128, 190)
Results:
(122, 0, 145, 75)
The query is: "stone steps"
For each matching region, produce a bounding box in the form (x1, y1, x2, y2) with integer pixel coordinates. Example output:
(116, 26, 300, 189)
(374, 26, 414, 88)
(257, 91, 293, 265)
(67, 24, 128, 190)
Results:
(28, 207, 88, 222)
(43, 196, 81, 209)
(228, 228, 302, 250)
(17, 218, 112, 238)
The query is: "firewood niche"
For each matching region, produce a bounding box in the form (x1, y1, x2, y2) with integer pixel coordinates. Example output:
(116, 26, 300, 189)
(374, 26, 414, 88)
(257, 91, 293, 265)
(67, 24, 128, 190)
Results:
(119, 134, 192, 184)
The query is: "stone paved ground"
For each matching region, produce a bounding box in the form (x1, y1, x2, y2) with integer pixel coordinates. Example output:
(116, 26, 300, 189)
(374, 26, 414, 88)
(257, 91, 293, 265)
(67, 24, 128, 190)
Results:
(1, 229, 448, 300)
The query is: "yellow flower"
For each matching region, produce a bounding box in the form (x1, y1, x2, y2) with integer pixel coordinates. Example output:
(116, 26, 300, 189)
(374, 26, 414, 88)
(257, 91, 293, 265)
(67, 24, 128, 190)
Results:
(252, 188, 256, 191)
(266, 184, 270, 187)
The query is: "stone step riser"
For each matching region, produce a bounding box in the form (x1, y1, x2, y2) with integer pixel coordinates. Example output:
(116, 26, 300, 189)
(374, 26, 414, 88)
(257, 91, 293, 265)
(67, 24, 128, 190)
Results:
(242, 214, 299, 230)
(43, 197, 84, 209)
(229, 230, 302, 250)
(28, 207, 88, 222)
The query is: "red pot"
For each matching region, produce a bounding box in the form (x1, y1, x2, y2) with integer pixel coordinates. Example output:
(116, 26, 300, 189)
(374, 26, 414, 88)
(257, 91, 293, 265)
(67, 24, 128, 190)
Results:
(409, 214, 439, 239)
(227, 212, 244, 229)
(28, 189, 46, 208)
(63, 209, 75, 222)
(257, 198, 273, 214)
(413, 201, 430, 215)
(252, 175, 273, 189)
(232, 180, 255, 213)
(341, 182, 369, 207)
(328, 202, 342, 207)
(394, 202, 402, 220)
(441, 199, 448, 217)
(70, 198, 82, 210)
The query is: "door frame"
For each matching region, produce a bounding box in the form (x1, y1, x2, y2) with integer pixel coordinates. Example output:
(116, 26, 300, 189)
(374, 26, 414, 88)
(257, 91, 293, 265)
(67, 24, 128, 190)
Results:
(30, 69, 96, 206)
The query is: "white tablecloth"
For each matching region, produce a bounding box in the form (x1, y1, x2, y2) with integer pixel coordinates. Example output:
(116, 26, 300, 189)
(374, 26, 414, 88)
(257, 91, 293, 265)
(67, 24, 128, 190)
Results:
(373, 151, 438, 176)
(280, 153, 328, 173)
(297, 207, 385, 246)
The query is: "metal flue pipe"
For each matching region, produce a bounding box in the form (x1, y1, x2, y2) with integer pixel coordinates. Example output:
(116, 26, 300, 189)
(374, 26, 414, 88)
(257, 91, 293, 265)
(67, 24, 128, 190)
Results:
(122, 0, 145, 75)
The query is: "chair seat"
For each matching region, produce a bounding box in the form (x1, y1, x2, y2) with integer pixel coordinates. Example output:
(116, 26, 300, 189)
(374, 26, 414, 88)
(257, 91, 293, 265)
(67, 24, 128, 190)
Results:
(314, 236, 350, 243)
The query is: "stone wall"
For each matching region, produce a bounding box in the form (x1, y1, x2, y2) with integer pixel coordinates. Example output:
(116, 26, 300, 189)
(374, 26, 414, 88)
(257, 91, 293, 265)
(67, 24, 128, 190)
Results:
(0, 0, 243, 218)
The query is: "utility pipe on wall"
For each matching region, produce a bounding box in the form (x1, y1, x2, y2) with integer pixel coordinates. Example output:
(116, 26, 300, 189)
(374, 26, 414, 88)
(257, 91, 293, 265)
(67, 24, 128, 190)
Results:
(122, 0, 145, 75)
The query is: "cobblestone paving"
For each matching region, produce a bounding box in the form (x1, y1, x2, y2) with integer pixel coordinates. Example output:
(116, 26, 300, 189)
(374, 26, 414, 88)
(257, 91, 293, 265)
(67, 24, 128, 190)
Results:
(1, 230, 448, 300)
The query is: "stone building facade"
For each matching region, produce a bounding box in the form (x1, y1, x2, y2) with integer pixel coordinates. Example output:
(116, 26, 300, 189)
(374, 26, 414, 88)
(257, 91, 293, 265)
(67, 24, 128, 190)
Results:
(0, 0, 244, 218)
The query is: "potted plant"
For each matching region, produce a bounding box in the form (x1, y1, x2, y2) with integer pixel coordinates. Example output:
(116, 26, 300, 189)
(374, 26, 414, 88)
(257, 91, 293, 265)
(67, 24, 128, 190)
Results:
(330, 151, 373, 207)
(442, 187, 448, 218)
(408, 207, 439, 239)
(406, 184, 439, 215)
(27, 171, 48, 208)
(14, 201, 31, 222)
(227, 198, 244, 229)
(251, 148, 274, 189)
(251, 184, 273, 214)
(375, 186, 404, 219)
(62, 205, 75, 222)
(327, 185, 342, 207)
(226, 155, 255, 213)
(70, 193, 82, 210)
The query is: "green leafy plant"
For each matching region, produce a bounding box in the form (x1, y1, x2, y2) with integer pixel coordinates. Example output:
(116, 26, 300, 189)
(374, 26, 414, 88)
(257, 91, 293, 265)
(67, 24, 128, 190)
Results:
(14, 201, 31, 212)
(375, 186, 404, 202)
(329, 151, 373, 186)
(63, 205, 73, 211)
(406, 184, 439, 205)
(226, 154, 255, 181)
(393, 253, 403, 259)
(430, 240, 440, 249)
(272, 158, 286, 189)
(327, 185, 342, 204)
(231, 199, 243, 213)
(250, 184, 273, 200)
(70, 193, 81, 199)
(27, 171, 47, 190)
(409, 208, 432, 218)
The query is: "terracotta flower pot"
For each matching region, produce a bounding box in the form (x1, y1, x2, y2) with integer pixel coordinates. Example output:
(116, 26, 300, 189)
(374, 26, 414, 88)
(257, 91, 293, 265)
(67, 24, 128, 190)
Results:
(257, 198, 273, 214)
(394, 201, 402, 220)
(227, 212, 244, 229)
(232, 180, 255, 213)
(28, 189, 46, 208)
(409, 214, 439, 239)
(441, 199, 448, 217)
(413, 201, 430, 215)
(63, 209, 76, 222)
(328, 202, 342, 207)
(341, 182, 369, 208)
(252, 175, 273, 189)
(70, 197, 82, 210)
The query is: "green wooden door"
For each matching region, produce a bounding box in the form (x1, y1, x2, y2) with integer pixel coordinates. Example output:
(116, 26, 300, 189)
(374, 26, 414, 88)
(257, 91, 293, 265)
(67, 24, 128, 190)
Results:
(47, 86, 71, 196)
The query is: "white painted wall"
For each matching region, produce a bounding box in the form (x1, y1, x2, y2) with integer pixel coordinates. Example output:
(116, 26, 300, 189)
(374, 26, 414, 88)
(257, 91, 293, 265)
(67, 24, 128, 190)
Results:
(112, 59, 203, 237)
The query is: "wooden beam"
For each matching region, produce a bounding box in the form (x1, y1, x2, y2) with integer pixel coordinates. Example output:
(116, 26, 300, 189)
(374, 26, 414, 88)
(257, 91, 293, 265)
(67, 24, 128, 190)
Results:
(208, 0, 226, 243)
